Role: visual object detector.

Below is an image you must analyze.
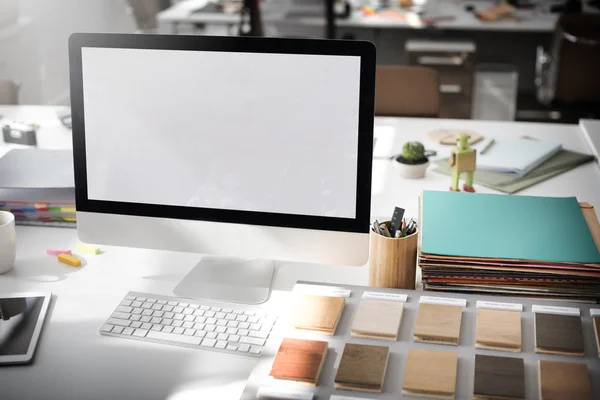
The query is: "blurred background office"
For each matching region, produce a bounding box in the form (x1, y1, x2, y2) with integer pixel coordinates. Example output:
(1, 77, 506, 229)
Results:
(1, 0, 599, 123)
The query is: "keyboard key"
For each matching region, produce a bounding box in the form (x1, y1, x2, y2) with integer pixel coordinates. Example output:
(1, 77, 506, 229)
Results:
(205, 325, 216, 332)
(226, 344, 238, 351)
(200, 305, 210, 310)
(140, 316, 152, 323)
(194, 331, 206, 338)
(151, 317, 162, 324)
(131, 301, 142, 307)
(210, 306, 221, 312)
(136, 297, 147, 302)
(112, 312, 131, 320)
(173, 327, 185, 334)
(194, 323, 205, 330)
(222, 308, 233, 313)
(195, 316, 206, 323)
(163, 306, 173, 312)
(204, 311, 215, 318)
(205, 318, 217, 325)
(133, 329, 148, 337)
(151, 325, 162, 331)
(250, 323, 261, 331)
(238, 344, 250, 352)
(157, 300, 167, 305)
(131, 321, 142, 328)
(151, 304, 163, 311)
(249, 330, 269, 339)
(162, 326, 174, 333)
(190, 304, 199, 309)
(201, 338, 217, 347)
(217, 333, 229, 340)
(108, 318, 131, 327)
(147, 331, 201, 345)
(184, 329, 196, 336)
(244, 311, 255, 316)
(216, 312, 226, 319)
(236, 315, 248, 322)
(125, 295, 136, 300)
(240, 336, 265, 346)
(226, 328, 238, 335)
(215, 326, 226, 333)
(174, 314, 185, 321)
(233, 310, 244, 314)
(142, 310, 153, 316)
(260, 325, 272, 332)
(238, 329, 249, 336)
(227, 321, 238, 328)
(183, 308, 194, 315)
(173, 306, 184, 313)
(184, 315, 195, 322)
(132, 308, 143, 315)
(141, 323, 152, 330)
(216, 320, 227, 326)
(225, 314, 237, 320)
(122, 327, 135, 335)
(249, 346, 261, 355)
(215, 340, 227, 349)
(229, 335, 240, 343)
(206, 332, 218, 339)
(179, 303, 189, 308)
(147, 298, 157, 304)
(239, 322, 250, 329)
(121, 300, 133, 307)
(130, 315, 142, 321)
(162, 319, 173, 326)
(193, 310, 205, 317)
(153, 311, 164, 318)
(167, 301, 177, 306)
(247, 316, 259, 323)
(141, 303, 152, 309)
(172, 321, 183, 327)
(182, 322, 194, 329)
(101, 324, 114, 332)
(163, 312, 174, 319)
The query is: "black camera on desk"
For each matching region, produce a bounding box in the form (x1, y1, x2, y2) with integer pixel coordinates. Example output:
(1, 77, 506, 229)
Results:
(2, 121, 37, 146)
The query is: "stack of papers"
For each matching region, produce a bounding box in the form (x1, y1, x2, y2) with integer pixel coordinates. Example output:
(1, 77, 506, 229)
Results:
(0, 149, 75, 227)
(418, 191, 600, 300)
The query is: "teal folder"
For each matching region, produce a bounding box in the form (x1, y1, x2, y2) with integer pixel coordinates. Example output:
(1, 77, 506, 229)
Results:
(421, 191, 600, 264)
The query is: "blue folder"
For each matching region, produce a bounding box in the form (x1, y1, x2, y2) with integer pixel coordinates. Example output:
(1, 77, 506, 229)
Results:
(421, 191, 600, 264)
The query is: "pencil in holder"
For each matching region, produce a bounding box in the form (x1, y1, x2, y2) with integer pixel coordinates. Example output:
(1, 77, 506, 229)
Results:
(369, 221, 418, 289)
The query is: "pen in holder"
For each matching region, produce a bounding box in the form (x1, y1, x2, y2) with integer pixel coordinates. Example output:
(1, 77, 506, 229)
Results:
(369, 221, 418, 290)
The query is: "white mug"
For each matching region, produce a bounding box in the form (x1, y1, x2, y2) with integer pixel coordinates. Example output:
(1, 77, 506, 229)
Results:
(0, 211, 16, 274)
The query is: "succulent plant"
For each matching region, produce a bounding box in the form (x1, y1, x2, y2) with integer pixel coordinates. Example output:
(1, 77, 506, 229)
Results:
(401, 141, 426, 163)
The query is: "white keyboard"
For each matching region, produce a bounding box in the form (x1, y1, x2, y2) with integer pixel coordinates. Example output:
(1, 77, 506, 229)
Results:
(100, 291, 277, 357)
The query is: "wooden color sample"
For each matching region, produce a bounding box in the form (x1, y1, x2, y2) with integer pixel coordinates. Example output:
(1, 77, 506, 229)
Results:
(414, 303, 462, 345)
(473, 354, 525, 400)
(402, 348, 458, 400)
(594, 317, 600, 358)
(534, 313, 584, 356)
(291, 295, 345, 335)
(269, 338, 328, 386)
(351, 299, 404, 341)
(538, 360, 591, 400)
(334, 343, 389, 393)
(476, 309, 521, 352)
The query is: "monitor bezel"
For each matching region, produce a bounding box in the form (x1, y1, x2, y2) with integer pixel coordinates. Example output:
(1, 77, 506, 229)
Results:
(69, 33, 375, 234)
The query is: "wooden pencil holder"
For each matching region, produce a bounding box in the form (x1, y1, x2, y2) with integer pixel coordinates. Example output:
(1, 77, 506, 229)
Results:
(369, 221, 418, 290)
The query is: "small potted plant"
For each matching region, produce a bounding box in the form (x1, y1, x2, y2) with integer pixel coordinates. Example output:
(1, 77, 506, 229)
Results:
(394, 141, 430, 179)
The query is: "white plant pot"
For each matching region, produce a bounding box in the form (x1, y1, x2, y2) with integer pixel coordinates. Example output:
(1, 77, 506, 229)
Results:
(393, 158, 429, 179)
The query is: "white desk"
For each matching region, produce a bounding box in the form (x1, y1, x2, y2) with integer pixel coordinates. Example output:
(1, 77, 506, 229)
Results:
(1, 106, 599, 400)
(580, 119, 600, 166)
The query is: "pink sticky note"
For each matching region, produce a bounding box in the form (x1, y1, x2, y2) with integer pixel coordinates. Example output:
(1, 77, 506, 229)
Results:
(47, 248, 71, 256)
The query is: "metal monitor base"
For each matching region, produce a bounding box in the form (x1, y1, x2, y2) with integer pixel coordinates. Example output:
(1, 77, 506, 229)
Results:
(173, 256, 275, 305)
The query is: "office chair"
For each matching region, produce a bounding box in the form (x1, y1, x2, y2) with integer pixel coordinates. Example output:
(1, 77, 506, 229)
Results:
(375, 66, 440, 118)
(0, 79, 20, 105)
(535, 14, 600, 106)
(127, 0, 171, 33)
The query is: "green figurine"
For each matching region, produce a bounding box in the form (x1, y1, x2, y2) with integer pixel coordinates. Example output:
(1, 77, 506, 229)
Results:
(448, 133, 476, 192)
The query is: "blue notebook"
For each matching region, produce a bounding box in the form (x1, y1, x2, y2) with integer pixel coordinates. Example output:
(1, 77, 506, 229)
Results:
(421, 191, 600, 264)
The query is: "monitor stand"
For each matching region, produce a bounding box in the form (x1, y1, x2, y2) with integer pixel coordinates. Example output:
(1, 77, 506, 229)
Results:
(173, 256, 275, 304)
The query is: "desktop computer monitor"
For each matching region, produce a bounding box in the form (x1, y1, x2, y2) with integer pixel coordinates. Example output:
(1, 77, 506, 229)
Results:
(69, 33, 376, 304)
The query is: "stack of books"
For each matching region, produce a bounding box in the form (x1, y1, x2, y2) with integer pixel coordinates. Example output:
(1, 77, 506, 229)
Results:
(418, 191, 600, 300)
(0, 149, 75, 227)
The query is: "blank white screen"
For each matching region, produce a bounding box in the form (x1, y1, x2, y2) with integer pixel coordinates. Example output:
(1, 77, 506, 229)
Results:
(82, 47, 361, 218)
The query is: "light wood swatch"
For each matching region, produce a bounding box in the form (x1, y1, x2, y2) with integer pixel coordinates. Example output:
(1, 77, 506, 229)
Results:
(594, 317, 600, 358)
(334, 343, 389, 393)
(535, 313, 584, 356)
(351, 299, 404, 341)
(414, 303, 462, 345)
(476, 309, 522, 352)
(473, 354, 525, 400)
(402, 348, 458, 400)
(269, 338, 328, 386)
(291, 295, 345, 335)
(538, 360, 591, 400)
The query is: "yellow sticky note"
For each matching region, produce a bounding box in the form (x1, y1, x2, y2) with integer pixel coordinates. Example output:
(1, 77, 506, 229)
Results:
(58, 253, 81, 267)
(61, 207, 76, 213)
(74, 244, 100, 254)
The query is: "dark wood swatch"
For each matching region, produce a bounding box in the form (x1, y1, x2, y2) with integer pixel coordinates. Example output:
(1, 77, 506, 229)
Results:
(414, 303, 462, 345)
(535, 313, 584, 356)
(269, 338, 328, 385)
(402, 348, 458, 399)
(291, 295, 345, 335)
(473, 354, 525, 400)
(476, 309, 521, 352)
(334, 343, 389, 393)
(594, 317, 600, 358)
(538, 360, 591, 400)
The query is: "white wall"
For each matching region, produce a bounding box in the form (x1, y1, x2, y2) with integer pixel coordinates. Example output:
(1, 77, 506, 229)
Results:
(10, 0, 135, 105)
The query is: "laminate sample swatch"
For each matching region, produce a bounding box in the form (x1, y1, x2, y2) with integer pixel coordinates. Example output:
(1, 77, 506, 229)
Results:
(538, 360, 591, 400)
(476, 309, 522, 352)
(534, 313, 584, 356)
(269, 338, 328, 386)
(594, 317, 600, 358)
(334, 343, 389, 393)
(473, 354, 525, 400)
(414, 303, 462, 345)
(351, 299, 404, 340)
(291, 295, 345, 335)
(402, 348, 458, 399)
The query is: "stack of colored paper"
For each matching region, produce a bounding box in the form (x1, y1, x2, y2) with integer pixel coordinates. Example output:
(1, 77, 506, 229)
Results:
(418, 191, 600, 300)
(0, 200, 76, 227)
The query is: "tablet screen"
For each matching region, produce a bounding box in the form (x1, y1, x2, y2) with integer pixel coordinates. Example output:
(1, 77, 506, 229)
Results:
(0, 296, 45, 356)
